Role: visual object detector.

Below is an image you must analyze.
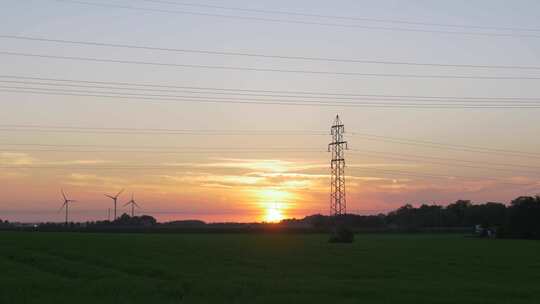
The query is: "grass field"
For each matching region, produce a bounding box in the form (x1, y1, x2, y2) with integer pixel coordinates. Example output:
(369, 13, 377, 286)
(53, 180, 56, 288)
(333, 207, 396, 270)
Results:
(1, 232, 539, 303)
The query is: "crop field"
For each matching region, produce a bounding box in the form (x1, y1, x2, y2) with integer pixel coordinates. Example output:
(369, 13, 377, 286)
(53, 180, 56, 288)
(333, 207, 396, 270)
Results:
(1, 232, 539, 303)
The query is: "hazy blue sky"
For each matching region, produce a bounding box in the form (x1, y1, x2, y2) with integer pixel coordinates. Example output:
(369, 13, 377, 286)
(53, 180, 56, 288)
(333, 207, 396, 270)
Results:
(1, 0, 540, 222)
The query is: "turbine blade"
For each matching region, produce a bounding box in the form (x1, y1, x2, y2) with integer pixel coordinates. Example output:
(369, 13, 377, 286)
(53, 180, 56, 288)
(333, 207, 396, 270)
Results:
(105, 194, 115, 199)
(123, 201, 131, 207)
(58, 202, 67, 213)
(61, 189, 67, 201)
(116, 189, 124, 198)
(134, 202, 140, 208)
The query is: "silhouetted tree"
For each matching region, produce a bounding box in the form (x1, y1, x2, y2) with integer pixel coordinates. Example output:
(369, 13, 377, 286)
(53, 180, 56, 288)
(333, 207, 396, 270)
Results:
(505, 196, 540, 239)
(387, 204, 415, 228)
(446, 200, 471, 226)
(465, 202, 506, 227)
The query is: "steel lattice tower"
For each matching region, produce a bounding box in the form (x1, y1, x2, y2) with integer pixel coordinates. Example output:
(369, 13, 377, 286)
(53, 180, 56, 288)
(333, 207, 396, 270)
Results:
(328, 115, 348, 216)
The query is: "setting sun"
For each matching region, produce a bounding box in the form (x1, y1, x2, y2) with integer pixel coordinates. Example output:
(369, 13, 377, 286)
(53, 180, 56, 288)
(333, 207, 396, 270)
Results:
(264, 206, 284, 223)
(257, 189, 291, 222)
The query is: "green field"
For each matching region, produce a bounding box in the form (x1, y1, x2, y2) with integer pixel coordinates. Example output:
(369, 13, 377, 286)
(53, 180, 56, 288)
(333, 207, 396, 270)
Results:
(1, 232, 539, 303)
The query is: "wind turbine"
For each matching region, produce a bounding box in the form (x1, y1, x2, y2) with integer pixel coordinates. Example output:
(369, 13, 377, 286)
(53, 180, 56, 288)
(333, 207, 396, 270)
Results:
(105, 189, 124, 220)
(123, 193, 140, 217)
(59, 189, 76, 225)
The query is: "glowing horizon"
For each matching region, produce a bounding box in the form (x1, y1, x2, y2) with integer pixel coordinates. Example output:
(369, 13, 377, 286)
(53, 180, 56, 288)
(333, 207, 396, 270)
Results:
(1, 149, 539, 223)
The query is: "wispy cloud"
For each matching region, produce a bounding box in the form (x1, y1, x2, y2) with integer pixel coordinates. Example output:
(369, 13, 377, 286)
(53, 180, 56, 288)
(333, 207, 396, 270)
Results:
(65, 173, 127, 189)
(348, 163, 419, 168)
(199, 158, 296, 172)
(0, 152, 114, 166)
(0, 152, 36, 165)
(0, 171, 29, 179)
(47, 159, 113, 165)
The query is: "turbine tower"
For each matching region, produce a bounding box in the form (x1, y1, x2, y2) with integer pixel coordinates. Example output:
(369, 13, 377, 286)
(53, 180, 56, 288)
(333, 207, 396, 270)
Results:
(59, 189, 76, 225)
(123, 193, 140, 217)
(328, 115, 348, 216)
(105, 189, 124, 220)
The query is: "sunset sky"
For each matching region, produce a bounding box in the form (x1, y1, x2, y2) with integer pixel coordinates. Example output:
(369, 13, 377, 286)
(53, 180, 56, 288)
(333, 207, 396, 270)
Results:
(1, 0, 540, 223)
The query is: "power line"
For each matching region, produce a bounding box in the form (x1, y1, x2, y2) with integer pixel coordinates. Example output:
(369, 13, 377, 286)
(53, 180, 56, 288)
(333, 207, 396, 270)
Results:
(0, 165, 186, 170)
(0, 124, 538, 161)
(2, 79, 461, 103)
(0, 162, 536, 189)
(0, 88, 386, 108)
(1, 148, 536, 176)
(0, 76, 540, 104)
(3, 34, 540, 70)
(140, 0, 540, 33)
(5, 84, 540, 107)
(351, 133, 540, 157)
(0, 148, 325, 154)
(349, 151, 540, 176)
(3, 51, 540, 80)
(351, 133, 540, 158)
(1, 143, 539, 175)
(6, 88, 540, 108)
(0, 142, 322, 150)
(1, 123, 540, 159)
(1, 85, 374, 105)
(0, 148, 535, 188)
(0, 126, 326, 135)
(349, 167, 539, 189)
(1, 160, 537, 186)
(1, 138, 538, 171)
(0, 161, 518, 179)
(49, 0, 540, 38)
(353, 149, 539, 170)
(3, 75, 539, 101)
(0, 139, 538, 163)
(0, 84, 510, 105)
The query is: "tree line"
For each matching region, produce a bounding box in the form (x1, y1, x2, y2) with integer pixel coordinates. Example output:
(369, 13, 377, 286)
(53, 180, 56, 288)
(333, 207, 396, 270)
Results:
(299, 195, 540, 239)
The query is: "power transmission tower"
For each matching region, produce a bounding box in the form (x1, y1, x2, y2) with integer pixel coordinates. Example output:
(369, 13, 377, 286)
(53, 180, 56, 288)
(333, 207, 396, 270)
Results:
(328, 115, 348, 216)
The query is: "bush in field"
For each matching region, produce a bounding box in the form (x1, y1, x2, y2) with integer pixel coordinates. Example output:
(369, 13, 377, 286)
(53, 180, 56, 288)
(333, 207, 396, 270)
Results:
(329, 225, 354, 243)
